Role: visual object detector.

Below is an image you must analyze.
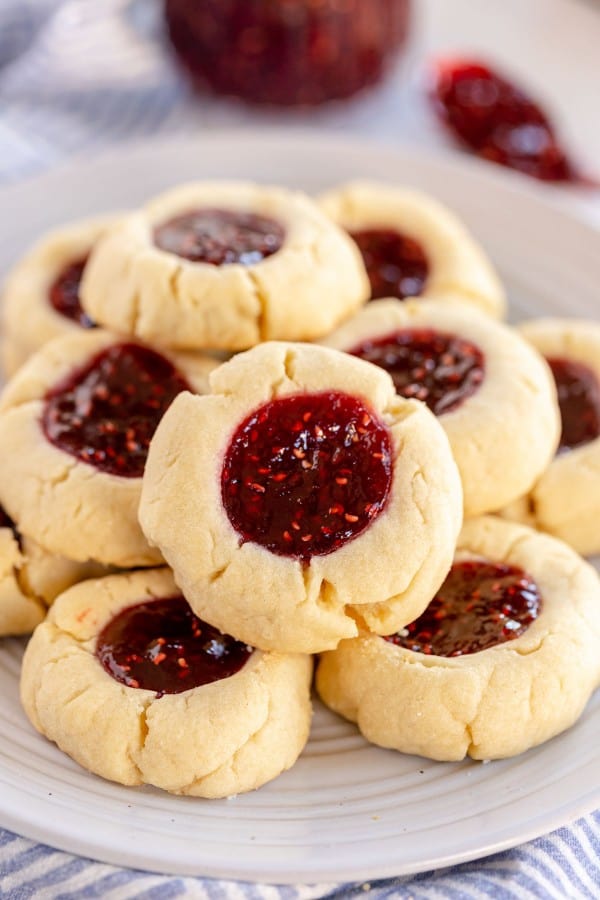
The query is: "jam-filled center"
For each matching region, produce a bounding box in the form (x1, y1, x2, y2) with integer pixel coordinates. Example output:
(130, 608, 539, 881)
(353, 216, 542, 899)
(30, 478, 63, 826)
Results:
(48, 257, 95, 328)
(433, 59, 579, 183)
(547, 357, 600, 452)
(221, 391, 393, 560)
(96, 596, 253, 695)
(386, 560, 541, 657)
(349, 328, 485, 416)
(350, 228, 429, 301)
(153, 207, 285, 265)
(42, 343, 191, 478)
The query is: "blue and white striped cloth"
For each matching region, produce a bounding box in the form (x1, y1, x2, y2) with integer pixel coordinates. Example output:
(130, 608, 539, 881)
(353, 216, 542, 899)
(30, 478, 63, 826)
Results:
(2, 814, 599, 898)
(1, 2, 599, 896)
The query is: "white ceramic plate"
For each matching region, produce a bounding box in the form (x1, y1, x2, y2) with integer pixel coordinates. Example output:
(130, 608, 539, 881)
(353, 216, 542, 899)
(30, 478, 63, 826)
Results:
(0, 133, 599, 884)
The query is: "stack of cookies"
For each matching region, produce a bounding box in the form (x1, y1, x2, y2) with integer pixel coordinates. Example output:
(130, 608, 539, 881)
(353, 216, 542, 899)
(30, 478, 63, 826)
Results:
(1, 178, 599, 797)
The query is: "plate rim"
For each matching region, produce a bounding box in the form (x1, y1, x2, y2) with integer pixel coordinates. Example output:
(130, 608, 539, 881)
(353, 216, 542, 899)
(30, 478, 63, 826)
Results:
(3, 125, 599, 209)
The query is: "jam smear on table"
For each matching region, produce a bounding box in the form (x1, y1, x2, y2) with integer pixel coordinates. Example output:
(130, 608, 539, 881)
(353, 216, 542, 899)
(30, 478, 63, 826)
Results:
(96, 596, 253, 695)
(154, 208, 285, 265)
(48, 257, 95, 328)
(432, 58, 586, 183)
(164, 0, 412, 106)
(385, 560, 541, 656)
(221, 391, 392, 559)
(42, 343, 191, 478)
(547, 357, 600, 452)
(350, 328, 485, 416)
(350, 229, 429, 301)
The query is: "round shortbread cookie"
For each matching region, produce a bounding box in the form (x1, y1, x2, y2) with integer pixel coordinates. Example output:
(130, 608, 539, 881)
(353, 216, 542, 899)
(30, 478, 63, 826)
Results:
(140, 341, 463, 654)
(500, 319, 600, 556)
(1, 216, 118, 377)
(318, 181, 505, 318)
(0, 518, 44, 636)
(317, 516, 600, 761)
(0, 508, 107, 636)
(21, 568, 313, 798)
(0, 330, 216, 566)
(322, 299, 560, 516)
(80, 181, 369, 351)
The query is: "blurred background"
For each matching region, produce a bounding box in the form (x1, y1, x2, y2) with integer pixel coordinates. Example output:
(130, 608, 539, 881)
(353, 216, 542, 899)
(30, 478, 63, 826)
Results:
(1, 0, 599, 214)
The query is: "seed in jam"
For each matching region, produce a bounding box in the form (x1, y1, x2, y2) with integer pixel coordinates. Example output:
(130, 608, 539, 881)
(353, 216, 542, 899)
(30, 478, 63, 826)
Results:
(96, 596, 252, 696)
(48, 257, 95, 328)
(153, 208, 285, 266)
(547, 357, 600, 452)
(349, 329, 485, 416)
(221, 391, 393, 560)
(42, 343, 191, 478)
(386, 560, 541, 657)
(432, 59, 583, 183)
(350, 229, 429, 301)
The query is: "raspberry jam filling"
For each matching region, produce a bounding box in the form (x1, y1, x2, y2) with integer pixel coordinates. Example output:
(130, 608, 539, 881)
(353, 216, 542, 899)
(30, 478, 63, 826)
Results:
(432, 59, 582, 183)
(164, 0, 412, 107)
(153, 208, 285, 265)
(221, 391, 393, 559)
(48, 257, 95, 328)
(386, 560, 541, 657)
(547, 357, 600, 452)
(96, 596, 252, 696)
(350, 229, 429, 301)
(42, 343, 191, 478)
(349, 329, 485, 416)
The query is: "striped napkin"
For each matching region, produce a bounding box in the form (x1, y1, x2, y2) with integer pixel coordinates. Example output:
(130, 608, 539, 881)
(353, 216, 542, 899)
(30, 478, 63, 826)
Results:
(0, 2, 599, 897)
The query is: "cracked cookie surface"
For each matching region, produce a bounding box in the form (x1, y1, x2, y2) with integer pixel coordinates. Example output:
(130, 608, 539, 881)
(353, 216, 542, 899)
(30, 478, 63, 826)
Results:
(323, 299, 561, 516)
(1, 216, 118, 377)
(139, 341, 463, 654)
(500, 319, 600, 556)
(80, 181, 369, 352)
(20, 568, 313, 797)
(318, 181, 506, 318)
(316, 516, 600, 760)
(0, 330, 216, 566)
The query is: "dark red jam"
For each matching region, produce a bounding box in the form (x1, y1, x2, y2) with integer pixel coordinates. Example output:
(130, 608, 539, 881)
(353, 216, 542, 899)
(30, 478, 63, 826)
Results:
(96, 596, 252, 696)
(349, 329, 484, 416)
(432, 59, 584, 183)
(547, 357, 600, 452)
(164, 0, 412, 106)
(386, 560, 541, 657)
(154, 208, 285, 265)
(42, 343, 191, 478)
(350, 229, 429, 301)
(48, 257, 95, 328)
(221, 391, 392, 559)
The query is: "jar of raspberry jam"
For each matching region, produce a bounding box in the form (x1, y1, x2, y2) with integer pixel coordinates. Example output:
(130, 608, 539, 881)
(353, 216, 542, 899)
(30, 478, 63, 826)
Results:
(164, 0, 412, 106)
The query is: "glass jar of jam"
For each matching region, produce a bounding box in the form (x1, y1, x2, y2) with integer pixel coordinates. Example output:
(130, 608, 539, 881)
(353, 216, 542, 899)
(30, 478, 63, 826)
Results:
(164, 0, 412, 106)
